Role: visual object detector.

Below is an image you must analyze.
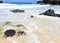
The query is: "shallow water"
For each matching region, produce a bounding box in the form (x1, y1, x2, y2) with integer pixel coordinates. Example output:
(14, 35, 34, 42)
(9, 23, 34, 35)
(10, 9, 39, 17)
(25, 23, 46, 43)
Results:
(0, 4, 60, 22)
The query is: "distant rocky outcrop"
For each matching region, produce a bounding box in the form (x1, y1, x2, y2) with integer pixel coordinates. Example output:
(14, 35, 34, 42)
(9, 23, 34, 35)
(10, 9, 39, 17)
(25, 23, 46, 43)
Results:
(37, 1, 44, 4)
(46, 0, 60, 5)
(37, 0, 60, 5)
(10, 9, 25, 13)
(39, 9, 60, 17)
(0, 1, 3, 3)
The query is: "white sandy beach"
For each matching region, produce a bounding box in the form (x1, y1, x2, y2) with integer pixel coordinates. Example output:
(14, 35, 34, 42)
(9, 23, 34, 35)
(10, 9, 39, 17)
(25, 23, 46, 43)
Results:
(0, 3, 60, 43)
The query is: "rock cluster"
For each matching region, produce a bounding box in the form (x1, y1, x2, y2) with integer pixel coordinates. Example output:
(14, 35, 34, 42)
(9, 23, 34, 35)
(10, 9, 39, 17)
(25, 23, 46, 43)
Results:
(3, 22, 26, 38)
(4, 29, 26, 38)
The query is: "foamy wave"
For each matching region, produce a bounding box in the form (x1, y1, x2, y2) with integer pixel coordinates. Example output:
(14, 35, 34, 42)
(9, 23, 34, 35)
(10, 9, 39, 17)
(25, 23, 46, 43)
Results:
(0, 3, 50, 8)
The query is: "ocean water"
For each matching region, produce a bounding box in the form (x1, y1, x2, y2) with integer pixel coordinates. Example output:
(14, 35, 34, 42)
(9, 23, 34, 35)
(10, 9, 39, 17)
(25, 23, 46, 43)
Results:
(5, 2, 36, 4)
(5, 2, 37, 6)
(0, 3, 60, 23)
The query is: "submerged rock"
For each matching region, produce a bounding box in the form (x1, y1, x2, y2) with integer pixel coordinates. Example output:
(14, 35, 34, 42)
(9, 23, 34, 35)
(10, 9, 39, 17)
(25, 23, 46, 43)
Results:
(5, 22, 11, 25)
(10, 9, 25, 13)
(4, 29, 16, 38)
(39, 9, 60, 17)
(16, 24, 23, 27)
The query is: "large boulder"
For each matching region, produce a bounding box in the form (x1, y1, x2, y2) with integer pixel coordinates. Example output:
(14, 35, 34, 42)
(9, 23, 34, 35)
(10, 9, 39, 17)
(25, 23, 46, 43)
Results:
(42, 9, 55, 16)
(39, 9, 60, 17)
(37, 0, 60, 5)
(4, 29, 16, 37)
(48, 0, 60, 5)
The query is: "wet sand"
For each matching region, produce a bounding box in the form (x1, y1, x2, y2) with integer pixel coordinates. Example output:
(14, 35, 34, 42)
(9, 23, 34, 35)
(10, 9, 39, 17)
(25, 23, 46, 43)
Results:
(0, 16, 60, 43)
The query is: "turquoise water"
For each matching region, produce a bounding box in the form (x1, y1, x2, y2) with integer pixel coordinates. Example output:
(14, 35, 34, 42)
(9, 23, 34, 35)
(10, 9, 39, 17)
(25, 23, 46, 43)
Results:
(5, 2, 36, 5)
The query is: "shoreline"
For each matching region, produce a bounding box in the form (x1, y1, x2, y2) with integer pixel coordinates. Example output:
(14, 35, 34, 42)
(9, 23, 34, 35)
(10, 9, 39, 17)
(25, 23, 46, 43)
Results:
(0, 3, 50, 8)
(0, 3, 60, 43)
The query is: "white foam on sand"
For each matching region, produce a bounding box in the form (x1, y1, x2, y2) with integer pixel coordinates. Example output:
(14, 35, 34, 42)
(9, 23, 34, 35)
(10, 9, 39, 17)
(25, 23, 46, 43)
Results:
(0, 3, 50, 8)
(7, 38, 19, 43)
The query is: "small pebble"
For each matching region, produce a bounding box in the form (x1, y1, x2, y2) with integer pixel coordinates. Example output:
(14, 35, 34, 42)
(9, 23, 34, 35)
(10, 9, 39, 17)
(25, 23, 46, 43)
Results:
(30, 15, 34, 18)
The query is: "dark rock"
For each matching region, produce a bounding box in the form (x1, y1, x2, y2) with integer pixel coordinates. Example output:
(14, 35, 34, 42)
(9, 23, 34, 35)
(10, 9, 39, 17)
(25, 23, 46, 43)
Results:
(43, 0, 60, 5)
(0, 1, 3, 3)
(10, 9, 25, 13)
(4, 29, 16, 37)
(39, 9, 60, 17)
(5, 22, 11, 25)
(37, 0, 60, 5)
(54, 14, 60, 17)
(43, 9, 55, 16)
(37, 1, 43, 4)
(43, 0, 48, 4)
(16, 24, 23, 27)
(37, 1, 41, 3)
(30, 15, 34, 18)
(17, 31, 26, 36)
(48, 1, 59, 5)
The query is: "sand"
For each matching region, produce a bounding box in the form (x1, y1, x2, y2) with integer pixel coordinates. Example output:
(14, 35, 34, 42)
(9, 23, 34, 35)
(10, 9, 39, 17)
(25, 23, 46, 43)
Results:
(0, 16, 60, 43)
(0, 3, 60, 43)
